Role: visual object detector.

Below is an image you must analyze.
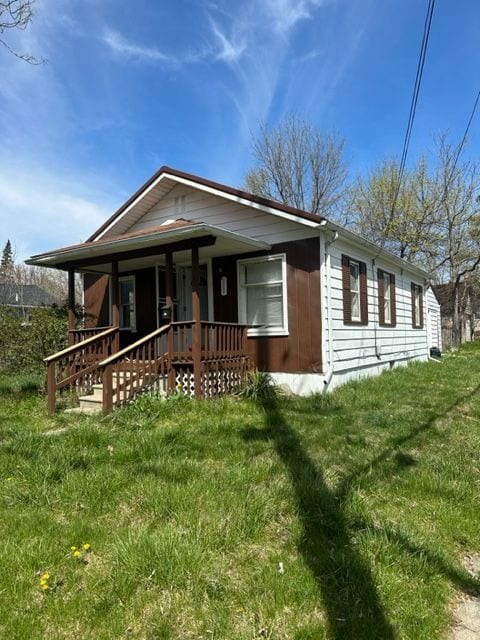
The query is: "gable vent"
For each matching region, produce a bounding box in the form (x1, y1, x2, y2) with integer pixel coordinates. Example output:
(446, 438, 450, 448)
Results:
(174, 195, 186, 215)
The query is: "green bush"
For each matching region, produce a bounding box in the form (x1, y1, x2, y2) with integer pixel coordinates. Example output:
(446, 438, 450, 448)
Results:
(0, 306, 67, 372)
(236, 369, 278, 401)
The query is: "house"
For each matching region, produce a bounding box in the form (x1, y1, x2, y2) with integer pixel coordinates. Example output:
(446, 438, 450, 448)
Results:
(0, 282, 62, 320)
(432, 281, 479, 348)
(27, 166, 441, 414)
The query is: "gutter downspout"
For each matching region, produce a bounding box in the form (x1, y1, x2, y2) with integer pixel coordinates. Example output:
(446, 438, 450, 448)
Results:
(321, 224, 339, 389)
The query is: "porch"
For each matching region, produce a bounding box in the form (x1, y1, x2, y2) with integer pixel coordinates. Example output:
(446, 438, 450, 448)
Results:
(36, 222, 270, 414)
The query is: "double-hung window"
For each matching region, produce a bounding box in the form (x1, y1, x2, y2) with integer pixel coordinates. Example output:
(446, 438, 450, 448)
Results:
(119, 276, 136, 331)
(378, 269, 396, 326)
(350, 260, 361, 321)
(237, 254, 288, 336)
(411, 283, 423, 328)
(342, 255, 368, 325)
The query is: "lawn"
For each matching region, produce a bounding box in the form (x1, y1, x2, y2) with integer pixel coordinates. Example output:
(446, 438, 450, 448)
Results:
(0, 345, 479, 639)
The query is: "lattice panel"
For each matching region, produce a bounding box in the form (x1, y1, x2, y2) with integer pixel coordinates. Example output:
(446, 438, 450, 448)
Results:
(175, 367, 195, 397)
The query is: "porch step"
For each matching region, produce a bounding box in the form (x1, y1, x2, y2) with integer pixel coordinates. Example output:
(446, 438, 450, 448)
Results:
(75, 374, 169, 414)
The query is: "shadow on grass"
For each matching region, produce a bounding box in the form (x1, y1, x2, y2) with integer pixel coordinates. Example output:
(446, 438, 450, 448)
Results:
(243, 398, 395, 640)
(242, 382, 480, 639)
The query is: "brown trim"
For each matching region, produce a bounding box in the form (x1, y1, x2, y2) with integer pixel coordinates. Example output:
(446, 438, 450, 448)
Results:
(56, 235, 216, 270)
(378, 269, 396, 327)
(87, 166, 325, 242)
(411, 283, 424, 328)
(342, 254, 368, 326)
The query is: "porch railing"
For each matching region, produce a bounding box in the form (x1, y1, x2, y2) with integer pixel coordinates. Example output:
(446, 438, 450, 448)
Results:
(99, 321, 251, 411)
(45, 326, 118, 415)
(69, 326, 114, 345)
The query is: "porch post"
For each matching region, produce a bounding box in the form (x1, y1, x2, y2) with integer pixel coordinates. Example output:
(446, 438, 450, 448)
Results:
(165, 251, 175, 393)
(67, 268, 76, 345)
(165, 251, 174, 322)
(191, 246, 202, 399)
(111, 261, 120, 352)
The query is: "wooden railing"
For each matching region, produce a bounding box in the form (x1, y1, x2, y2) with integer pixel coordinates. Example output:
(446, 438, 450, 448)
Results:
(99, 324, 172, 412)
(45, 326, 118, 415)
(99, 321, 251, 411)
(69, 326, 114, 345)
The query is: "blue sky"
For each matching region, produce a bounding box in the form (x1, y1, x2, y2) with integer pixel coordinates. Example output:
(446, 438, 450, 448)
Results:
(1, 0, 479, 259)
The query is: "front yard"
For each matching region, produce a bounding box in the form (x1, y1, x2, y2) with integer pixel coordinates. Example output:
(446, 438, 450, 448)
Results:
(0, 345, 479, 639)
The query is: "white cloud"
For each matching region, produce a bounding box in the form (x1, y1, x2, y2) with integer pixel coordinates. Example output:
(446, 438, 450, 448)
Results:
(0, 165, 118, 260)
(209, 19, 247, 63)
(262, 0, 326, 33)
(102, 29, 174, 63)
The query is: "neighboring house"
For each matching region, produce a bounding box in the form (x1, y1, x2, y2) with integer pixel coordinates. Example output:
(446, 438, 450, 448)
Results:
(432, 282, 479, 348)
(27, 166, 441, 413)
(0, 283, 61, 320)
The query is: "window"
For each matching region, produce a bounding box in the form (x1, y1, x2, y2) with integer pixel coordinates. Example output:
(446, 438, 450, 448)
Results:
(237, 254, 288, 335)
(378, 269, 396, 326)
(350, 260, 360, 321)
(342, 255, 368, 325)
(411, 283, 423, 328)
(119, 276, 136, 331)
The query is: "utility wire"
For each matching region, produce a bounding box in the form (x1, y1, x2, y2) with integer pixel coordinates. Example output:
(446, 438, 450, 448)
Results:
(391, 0, 436, 219)
(450, 88, 480, 176)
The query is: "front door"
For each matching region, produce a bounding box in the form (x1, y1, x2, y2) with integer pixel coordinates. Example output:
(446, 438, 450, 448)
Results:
(177, 264, 209, 321)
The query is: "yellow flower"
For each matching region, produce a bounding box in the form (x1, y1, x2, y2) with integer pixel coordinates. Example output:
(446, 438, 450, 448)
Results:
(73, 550, 81, 558)
(82, 543, 91, 551)
(41, 572, 50, 581)
(40, 583, 49, 591)
(70, 546, 78, 552)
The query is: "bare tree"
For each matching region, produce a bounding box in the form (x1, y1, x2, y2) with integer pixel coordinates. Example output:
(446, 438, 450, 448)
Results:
(432, 136, 480, 345)
(244, 114, 348, 220)
(351, 157, 440, 262)
(0, 0, 42, 64)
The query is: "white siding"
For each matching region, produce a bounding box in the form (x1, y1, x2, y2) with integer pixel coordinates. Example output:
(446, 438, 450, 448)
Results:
(127, 184, 318, 246)
(426, 287, 442, 352)
(323, 235, 429, 387)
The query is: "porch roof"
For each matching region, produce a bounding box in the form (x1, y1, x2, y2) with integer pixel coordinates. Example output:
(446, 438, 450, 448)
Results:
(26, 220, 272, 272)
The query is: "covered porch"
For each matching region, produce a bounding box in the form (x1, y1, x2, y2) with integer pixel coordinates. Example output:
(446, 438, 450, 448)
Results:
(28, 221, 271, 413)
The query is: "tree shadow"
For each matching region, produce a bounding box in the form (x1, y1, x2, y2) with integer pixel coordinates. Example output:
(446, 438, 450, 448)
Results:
(242, 382, 480, 639)
(243, 398, 395, 639)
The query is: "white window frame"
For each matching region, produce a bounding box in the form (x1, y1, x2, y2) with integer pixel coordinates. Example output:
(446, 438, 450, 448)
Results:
(119, 275, 136, 332)
(237, 253, 288, 337)
(413, 284, 422, 327)
(350, 260, 361, 322)
(383, 272, 391, 324)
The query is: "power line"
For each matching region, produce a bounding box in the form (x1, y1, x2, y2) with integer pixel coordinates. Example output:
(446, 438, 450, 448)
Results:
(451, 88, 480, 175)
(391, 0, 436, 218)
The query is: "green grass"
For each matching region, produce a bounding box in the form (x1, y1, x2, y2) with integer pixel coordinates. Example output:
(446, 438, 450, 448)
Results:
(0, 346, 480, 639)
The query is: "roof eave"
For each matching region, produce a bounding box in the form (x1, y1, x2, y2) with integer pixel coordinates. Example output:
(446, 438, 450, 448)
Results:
(27, 224, 272, 268)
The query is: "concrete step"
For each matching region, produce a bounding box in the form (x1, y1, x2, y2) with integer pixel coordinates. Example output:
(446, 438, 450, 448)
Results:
(74, 373, 169, 414)
(78, 394, 103, 413)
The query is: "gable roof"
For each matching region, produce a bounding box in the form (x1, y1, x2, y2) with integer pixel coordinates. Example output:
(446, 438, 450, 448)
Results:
(88, 166, 324, 241)
(0, 283, 62, 307)
(432, 282, 478, 315)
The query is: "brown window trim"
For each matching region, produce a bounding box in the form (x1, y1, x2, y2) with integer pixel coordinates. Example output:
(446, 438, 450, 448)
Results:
(342, 254, 368, 326)
(411, 283, 424, 328)
(377, 268, 396, 327)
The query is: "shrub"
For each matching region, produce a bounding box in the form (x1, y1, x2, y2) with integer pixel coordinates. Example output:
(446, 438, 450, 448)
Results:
(236, 369, 278, 402)
(0, 306, 67, 372)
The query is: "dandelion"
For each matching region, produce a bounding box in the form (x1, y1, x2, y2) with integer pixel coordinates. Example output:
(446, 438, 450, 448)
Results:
(40, 583, 49, 591)
(73, 549, 81, 558)
(82, 543, 91, 551)
(70, 546, 78, 552)
(41, 572, 50, 581)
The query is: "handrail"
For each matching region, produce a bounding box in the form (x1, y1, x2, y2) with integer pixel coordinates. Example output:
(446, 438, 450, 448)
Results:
(200, 320, 250, 327)
(98, 324, 171, 368)
(44, 326, 118, 364)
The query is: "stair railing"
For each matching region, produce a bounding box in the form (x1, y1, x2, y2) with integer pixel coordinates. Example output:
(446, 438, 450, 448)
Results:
(44, 326, 118, 415)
